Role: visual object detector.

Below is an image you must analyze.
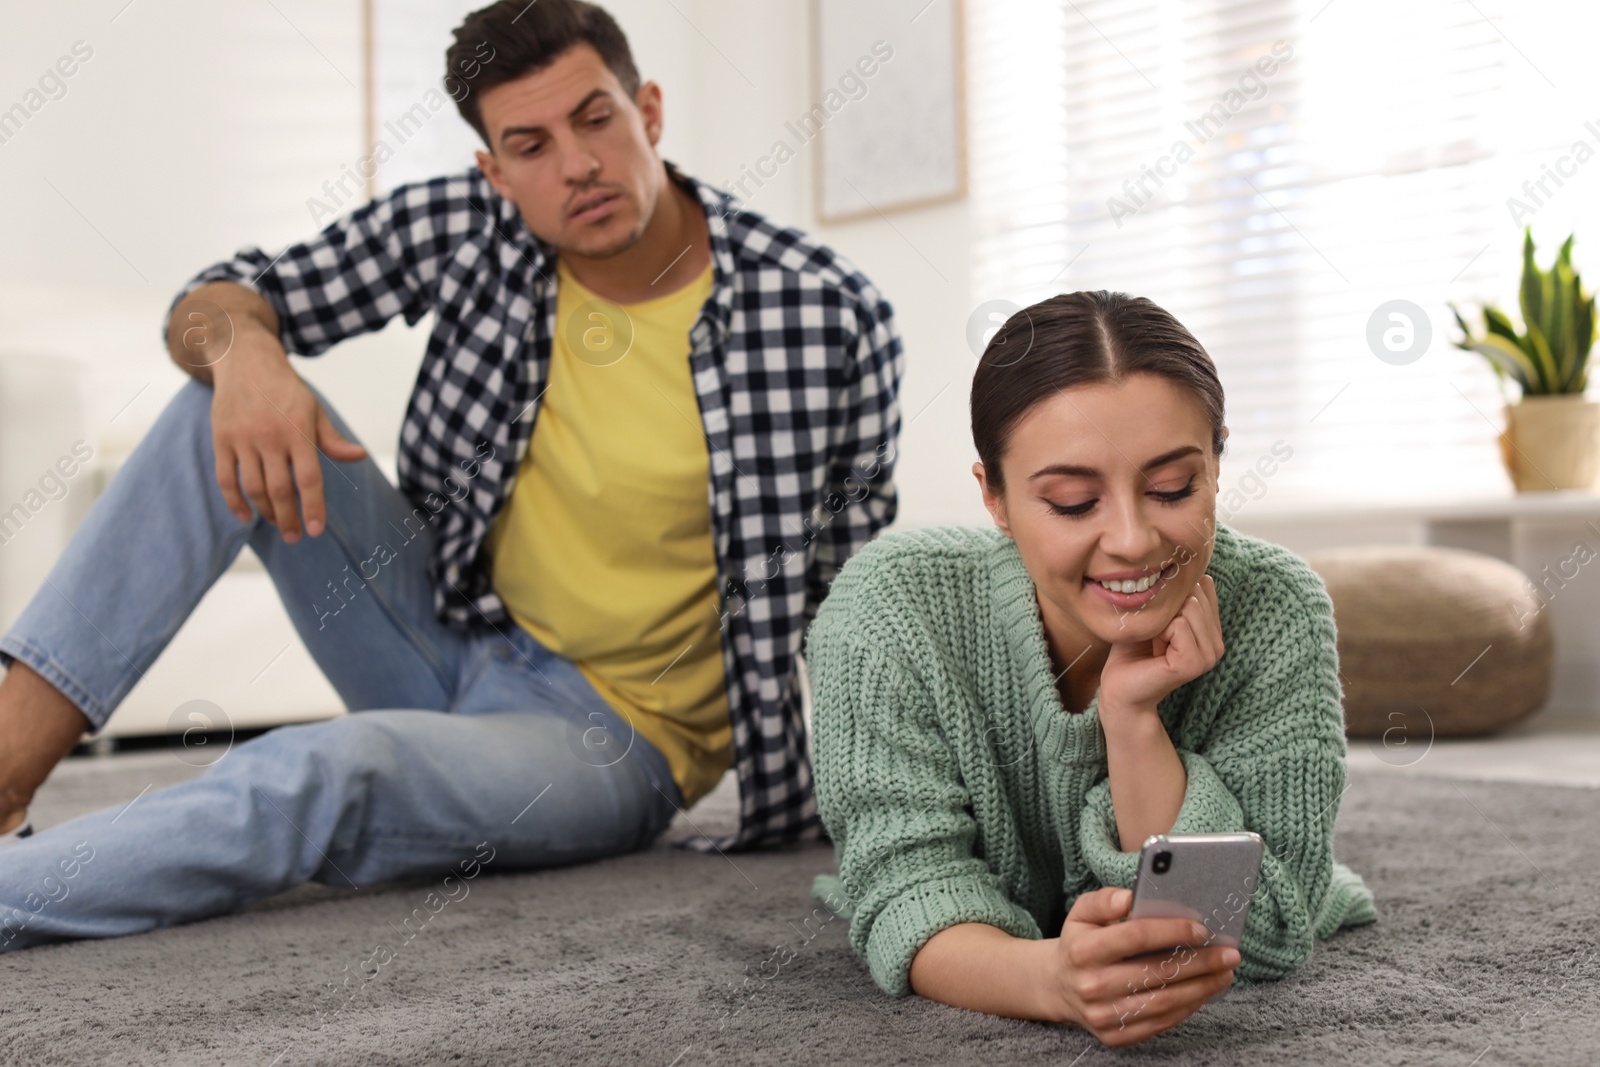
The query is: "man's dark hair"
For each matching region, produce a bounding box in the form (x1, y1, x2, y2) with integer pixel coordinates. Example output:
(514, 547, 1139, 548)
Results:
(446, 0, 642, 149)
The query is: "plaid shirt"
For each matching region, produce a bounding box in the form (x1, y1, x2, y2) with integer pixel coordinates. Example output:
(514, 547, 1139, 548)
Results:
(166, 159, 904, 851)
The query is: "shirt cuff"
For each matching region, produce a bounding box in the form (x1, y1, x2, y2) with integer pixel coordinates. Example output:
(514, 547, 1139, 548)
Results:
(1077, 748, 1247, 888)
(162, 261, 271, 349)
(862, 874, 1043, 997)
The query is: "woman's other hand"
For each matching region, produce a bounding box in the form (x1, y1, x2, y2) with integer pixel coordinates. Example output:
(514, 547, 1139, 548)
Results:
(1099, 574, 1225, 716)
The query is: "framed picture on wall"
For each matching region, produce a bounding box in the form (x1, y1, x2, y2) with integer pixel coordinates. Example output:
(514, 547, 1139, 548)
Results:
(810, 0, 967, 223)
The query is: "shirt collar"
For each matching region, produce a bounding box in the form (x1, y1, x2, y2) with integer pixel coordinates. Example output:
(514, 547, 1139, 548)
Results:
(494, 157, 739, 345)
(666, 157, 737, 346)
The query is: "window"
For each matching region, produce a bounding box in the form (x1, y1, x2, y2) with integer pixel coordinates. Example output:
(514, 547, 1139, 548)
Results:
(967, 0, 1600, 503)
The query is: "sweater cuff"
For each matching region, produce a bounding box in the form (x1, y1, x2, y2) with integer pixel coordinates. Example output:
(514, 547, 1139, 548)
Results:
(1078, 748, 1247, 888)
(862, 875, 1043, 998)
(1325, 860, 1380, 930)
(812, 873, 855, 920)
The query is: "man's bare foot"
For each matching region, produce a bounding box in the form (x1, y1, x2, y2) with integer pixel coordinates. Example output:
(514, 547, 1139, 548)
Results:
(0, 661, 91, 830)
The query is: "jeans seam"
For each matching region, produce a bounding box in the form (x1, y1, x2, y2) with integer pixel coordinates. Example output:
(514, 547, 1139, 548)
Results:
(444, 640, 503, 715)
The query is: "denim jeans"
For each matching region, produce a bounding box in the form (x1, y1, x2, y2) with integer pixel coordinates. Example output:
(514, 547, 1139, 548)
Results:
(0, 378, 683, 952)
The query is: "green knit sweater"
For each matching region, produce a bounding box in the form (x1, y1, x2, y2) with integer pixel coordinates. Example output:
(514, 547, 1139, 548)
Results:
(806, 521, 1378, 998)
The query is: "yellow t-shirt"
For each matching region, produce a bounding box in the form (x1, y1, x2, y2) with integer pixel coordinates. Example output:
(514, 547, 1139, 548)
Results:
(485, 257, 731, 808)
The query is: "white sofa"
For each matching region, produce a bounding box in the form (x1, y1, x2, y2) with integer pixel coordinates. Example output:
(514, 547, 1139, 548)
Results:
(0, 351, 344, 742)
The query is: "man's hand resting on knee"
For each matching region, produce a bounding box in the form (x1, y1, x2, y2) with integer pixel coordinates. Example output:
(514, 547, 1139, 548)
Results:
(166, 282, 367, 543)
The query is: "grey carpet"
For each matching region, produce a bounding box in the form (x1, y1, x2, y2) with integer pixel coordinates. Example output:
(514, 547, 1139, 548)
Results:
(1, 748, 1596, 1066)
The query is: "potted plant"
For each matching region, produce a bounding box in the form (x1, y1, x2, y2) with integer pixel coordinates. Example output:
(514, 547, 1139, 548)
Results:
(1451, 228, 1597, 491)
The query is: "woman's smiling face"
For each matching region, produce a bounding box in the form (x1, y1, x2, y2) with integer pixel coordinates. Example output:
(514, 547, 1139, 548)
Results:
(974, 373, 1224, 657)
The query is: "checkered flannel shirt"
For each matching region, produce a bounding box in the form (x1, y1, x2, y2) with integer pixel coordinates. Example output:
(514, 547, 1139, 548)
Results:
(165, 159, 905, 852)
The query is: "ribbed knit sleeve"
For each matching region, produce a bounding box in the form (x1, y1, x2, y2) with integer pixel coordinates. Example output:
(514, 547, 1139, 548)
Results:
(1078, 747, 1247, 887)
(1080, 571, 1377, 983)
(807, 632, 1042, 998)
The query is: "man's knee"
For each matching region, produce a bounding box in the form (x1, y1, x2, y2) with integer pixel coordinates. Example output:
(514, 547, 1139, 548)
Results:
(168, 376, 216, 428)
(148, 377, 220, 465)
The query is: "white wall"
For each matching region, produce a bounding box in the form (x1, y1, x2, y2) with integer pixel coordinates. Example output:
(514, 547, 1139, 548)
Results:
(2, 1, 1593, 721)
(0, 0, 983, 519)
(678, 1, 988, 528)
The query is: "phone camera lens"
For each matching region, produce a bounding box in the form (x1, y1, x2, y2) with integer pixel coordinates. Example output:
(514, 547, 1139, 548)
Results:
(1152, 851, 1172, 875)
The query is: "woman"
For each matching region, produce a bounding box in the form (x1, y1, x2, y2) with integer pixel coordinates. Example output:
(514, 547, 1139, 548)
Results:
(806, 290, 1377, 1047)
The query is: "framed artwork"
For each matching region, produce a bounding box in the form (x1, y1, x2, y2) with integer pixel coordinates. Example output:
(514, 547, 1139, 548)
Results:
(810, 0, 968, 223)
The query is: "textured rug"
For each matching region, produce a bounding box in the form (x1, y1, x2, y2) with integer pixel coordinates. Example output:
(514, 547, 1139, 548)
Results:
(0, 750, 1595, 1066)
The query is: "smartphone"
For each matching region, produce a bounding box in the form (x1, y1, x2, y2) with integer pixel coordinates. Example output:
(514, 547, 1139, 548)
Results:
(1127, 831, 1264, 951)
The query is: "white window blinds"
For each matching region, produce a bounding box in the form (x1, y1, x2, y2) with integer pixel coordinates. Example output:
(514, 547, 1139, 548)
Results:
(966, 0, 1600, 503)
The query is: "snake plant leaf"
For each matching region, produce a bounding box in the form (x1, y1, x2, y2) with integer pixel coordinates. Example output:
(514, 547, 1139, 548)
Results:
(1483, 305, 1521, 345)
(1522, 317, 1561, 393)
(1449, 302, 1474, 350)
(1574, 291, 1594, 393)
(1520, 228, 1542, 335)
(1549, 260, 1576, 389)
(1576, 290, 1594, 365)
(1467, 335, 1536, 393)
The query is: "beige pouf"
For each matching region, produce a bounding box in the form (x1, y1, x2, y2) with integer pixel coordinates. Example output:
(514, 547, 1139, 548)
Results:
(1301, 545, 1554, 739)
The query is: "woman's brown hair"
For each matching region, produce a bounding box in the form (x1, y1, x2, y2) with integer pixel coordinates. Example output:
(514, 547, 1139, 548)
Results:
(970, 290, 1227, 491)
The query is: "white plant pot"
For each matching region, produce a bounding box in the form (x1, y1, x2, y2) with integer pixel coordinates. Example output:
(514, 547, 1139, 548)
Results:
(1499, 395, 1600, 491)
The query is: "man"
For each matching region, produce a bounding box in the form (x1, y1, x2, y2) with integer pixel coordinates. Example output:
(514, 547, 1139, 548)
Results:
(0, 0, 901, 951)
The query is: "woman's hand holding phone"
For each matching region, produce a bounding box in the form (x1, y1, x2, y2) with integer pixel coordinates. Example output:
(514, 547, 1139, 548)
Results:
(1046, 885, 1239, 1047)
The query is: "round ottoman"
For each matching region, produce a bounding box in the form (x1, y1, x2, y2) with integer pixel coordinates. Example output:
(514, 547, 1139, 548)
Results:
(1300, 545, 1554, 739)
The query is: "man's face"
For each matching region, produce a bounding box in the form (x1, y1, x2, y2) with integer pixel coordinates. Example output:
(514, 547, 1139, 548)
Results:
(473, 43, 666, 258)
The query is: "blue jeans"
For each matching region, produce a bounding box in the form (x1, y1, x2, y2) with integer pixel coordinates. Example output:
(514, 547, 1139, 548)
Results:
(0, 379, 683, 952)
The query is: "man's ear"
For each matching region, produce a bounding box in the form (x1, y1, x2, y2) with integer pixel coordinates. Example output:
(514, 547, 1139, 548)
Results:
(973, 461, 1012, 539)
(635, 80, 664, 146)
(475, 147, 510, 200)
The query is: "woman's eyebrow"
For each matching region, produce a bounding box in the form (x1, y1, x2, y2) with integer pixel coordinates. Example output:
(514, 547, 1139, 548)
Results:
(1028, 445, 1202, 481)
